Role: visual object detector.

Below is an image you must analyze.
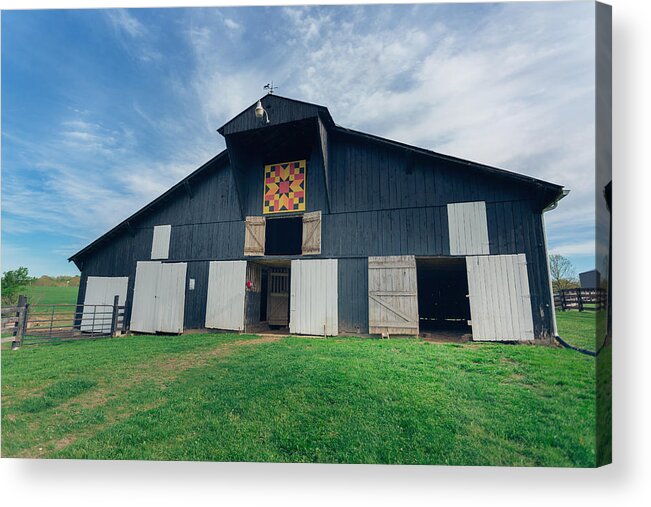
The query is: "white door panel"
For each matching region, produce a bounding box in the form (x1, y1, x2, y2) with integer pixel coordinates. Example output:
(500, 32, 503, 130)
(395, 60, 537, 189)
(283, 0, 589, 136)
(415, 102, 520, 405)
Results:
(205, 261, 247, 331)
(289, 259, 338, 336)
(131, 261, 186, 334)
(81, 276, 129, 332)
(466, 254, 534, 341)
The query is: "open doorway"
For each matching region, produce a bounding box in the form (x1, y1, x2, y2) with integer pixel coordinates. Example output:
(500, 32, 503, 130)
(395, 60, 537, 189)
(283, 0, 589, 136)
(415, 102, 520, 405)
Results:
(416, 257, 471, 339)
(244, 260, 291, 334)
(265, 216, 302, 255)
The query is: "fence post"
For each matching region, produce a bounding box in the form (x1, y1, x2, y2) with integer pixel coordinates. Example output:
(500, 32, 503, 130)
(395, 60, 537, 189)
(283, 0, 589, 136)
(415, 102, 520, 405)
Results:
(559, 290, 565, 311)
(111, 295, 120, 337)
(11, 295, 27, 350)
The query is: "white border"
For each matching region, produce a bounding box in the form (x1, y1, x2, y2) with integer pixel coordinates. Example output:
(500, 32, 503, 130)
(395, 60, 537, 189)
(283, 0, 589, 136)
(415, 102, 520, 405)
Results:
(1, 0, 650, 505)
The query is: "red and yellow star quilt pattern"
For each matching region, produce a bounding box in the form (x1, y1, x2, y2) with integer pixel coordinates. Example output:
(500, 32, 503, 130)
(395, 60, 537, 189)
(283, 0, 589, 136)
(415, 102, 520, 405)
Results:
(263, 160, 306, 214)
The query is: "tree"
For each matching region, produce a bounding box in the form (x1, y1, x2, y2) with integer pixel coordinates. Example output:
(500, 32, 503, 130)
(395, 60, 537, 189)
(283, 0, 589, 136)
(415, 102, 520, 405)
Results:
(2, 267, 33, 305)
(549, 254, 578, 292)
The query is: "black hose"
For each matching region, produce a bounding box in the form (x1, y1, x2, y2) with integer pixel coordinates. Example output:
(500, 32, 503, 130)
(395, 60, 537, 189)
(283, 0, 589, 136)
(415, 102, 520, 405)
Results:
(554, 335, 597, 357)
(555, 333, 611, 357)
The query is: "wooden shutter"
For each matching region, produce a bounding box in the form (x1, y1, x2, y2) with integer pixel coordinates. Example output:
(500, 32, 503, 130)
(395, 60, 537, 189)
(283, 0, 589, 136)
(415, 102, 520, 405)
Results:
(244, 216, 266, 256)
(151, 225, 171, 259)
(368, 255, 419, 335)
(466, 254, 534, 341)
(447, 201, 490, 255)
(302, 211, 322, 255)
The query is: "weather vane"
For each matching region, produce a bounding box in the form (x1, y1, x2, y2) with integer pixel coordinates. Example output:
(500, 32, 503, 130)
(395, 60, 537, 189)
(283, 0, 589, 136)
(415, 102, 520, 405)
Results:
(263, 82, 277, 95)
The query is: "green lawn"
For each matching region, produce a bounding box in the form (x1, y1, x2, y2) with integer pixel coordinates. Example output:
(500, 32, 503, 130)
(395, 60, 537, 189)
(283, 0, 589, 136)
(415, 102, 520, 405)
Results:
(555, 310, 601, 351)
(1, 313, 597, 466)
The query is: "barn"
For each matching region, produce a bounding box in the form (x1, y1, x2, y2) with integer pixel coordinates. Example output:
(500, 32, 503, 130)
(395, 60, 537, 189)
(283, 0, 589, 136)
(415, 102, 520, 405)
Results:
(69, 94, 566, 342)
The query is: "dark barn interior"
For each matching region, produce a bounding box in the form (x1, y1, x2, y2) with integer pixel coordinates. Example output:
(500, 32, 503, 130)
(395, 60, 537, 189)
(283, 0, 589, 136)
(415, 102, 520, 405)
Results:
(245, 260, 291, 333)
(416, 257, 471, 337)
(265, 217, 303, 255)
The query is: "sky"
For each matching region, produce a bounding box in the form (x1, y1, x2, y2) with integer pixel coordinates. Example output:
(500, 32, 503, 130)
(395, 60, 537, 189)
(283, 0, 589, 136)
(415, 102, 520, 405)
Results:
(1, 2, 597, 277)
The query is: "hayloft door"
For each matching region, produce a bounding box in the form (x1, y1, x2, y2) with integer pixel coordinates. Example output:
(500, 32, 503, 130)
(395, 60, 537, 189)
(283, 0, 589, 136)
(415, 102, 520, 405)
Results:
(368, 256, 419, 335)
(205, 260, 247, 331)
(289, 259, 338, 336)
(465, 254, 534, 341)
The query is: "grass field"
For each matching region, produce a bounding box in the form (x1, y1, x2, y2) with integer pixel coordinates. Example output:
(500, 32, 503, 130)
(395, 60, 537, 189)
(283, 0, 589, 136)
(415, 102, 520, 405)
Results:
(1, 312, 597, 466)
(24, 285, 79, 306)
(555, 310, 600, 351)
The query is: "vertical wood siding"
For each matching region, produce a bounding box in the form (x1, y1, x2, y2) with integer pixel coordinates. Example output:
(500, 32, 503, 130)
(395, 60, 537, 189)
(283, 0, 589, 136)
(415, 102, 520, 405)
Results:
(337, 258, 368, 334)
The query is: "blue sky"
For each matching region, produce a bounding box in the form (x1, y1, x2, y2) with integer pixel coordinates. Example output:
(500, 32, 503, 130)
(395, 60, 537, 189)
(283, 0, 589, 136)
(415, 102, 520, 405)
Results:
(2, 2, 597, 276)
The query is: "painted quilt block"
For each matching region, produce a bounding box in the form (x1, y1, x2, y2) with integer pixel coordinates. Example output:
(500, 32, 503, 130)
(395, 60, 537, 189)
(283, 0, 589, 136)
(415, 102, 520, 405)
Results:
(263, 160, 306, 214)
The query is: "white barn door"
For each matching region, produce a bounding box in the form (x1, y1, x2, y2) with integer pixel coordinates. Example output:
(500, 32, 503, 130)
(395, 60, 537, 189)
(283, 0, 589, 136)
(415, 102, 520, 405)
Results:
(289, 259, 338, 336)
(131, 261, 187, 334)
(205, 260, 247, 331)
(156, 263, 187, 333)
(81, 276, 129, 332)
(466, 254, 534, 341)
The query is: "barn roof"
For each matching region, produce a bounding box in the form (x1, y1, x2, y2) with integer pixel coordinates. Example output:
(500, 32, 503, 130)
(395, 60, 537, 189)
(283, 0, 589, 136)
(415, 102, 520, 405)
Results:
(69, 94, 565, 265)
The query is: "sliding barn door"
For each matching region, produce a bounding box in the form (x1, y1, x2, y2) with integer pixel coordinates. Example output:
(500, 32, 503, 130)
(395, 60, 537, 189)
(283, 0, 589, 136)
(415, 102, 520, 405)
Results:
(368, 256, 419, 335)
(289, 259, 338, 336)
(131, 261, 187, 334)
(130, 262, 161, 333)
(205, 260, 247, 331)
(156, 263, 187, 334)
(81, 276, 129, 332)
(466, 254, 534, 341)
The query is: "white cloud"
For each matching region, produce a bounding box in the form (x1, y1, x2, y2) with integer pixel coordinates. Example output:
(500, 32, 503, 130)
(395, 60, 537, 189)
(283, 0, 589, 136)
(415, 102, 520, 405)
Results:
(550, 241, 596, 257)
(223, 18, 241, 31)
(106, 9, 147, 38)
(104, 9, 162, 62)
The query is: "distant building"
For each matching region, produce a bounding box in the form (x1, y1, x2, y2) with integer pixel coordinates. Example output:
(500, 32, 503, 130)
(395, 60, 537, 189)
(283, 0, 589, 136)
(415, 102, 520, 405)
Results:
(580, 269, 601, 289)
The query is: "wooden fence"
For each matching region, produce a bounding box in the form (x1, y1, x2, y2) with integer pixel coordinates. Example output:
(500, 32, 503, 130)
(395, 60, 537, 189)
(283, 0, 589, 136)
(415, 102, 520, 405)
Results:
(554, 288, 607, 312)
(1, 295, 126, 349)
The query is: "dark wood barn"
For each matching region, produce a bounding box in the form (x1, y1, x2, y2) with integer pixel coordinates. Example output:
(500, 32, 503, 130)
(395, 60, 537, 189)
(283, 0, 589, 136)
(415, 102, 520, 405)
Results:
(69, 94, 565, 341)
